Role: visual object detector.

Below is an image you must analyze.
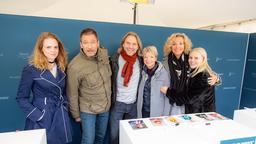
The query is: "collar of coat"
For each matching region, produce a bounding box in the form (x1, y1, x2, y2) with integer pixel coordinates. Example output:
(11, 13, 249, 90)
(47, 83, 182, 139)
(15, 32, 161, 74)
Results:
(80, 47, 109, 64)
(142, 61, 164, 79)
(39, 65, 66, 85)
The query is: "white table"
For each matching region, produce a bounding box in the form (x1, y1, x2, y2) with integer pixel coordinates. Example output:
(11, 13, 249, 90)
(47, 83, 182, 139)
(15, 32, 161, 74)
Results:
(120, 113, 256, 144)
(233, 108, 256, 130)
(0, 129, 46, 144)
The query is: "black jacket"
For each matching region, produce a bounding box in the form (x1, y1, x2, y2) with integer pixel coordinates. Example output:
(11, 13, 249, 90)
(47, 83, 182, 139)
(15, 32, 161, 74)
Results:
(185, 71, 215, 114)
(162, 54, 190, 106)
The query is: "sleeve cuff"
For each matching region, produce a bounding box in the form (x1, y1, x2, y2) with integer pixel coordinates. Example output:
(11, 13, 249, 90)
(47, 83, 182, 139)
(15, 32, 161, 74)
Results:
(26, 108, 44, 122)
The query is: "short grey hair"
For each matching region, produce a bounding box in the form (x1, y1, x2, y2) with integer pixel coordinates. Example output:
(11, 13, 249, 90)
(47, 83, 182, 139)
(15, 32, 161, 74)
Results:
(142, 45, 158, 58)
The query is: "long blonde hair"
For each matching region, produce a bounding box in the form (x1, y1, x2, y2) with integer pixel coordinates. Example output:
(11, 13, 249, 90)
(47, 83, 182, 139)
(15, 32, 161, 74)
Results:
(163, 33, 192, 56)
(189, 47, 213, 77)
(120, 31, 143, 55)
(29, 32, 68, 72)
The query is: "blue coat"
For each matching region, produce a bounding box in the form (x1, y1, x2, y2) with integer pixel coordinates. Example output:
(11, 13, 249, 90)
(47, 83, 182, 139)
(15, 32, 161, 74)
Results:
(16, 65, 72, 144)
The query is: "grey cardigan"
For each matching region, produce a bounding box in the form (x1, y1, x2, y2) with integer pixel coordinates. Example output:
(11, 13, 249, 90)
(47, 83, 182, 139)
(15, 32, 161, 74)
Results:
(137, 62, 171, 118)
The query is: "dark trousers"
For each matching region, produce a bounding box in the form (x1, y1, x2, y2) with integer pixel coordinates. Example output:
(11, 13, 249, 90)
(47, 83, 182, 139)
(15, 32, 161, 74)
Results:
(109, 101, 137, 144)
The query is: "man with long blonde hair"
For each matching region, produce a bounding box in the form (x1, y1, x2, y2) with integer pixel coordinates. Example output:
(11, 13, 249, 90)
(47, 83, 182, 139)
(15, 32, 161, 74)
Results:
(109, 32, 143, 144)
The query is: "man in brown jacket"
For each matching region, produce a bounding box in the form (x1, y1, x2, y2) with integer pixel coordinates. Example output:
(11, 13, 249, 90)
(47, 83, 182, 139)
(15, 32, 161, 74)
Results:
(67, 28, 112, 144)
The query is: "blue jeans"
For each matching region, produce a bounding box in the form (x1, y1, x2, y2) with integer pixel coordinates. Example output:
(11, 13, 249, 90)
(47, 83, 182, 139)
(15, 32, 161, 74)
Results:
(80, 111, 109, 144)
(110, 101, 137, 144)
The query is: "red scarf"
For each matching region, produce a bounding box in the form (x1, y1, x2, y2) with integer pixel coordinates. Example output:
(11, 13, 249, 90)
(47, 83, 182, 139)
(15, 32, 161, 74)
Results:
(120, 49, 138, 87)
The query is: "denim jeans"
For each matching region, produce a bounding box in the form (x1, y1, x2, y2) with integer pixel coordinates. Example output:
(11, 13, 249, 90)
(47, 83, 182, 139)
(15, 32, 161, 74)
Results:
(80, 111, 109, 144)
(110, 101, 137, 144)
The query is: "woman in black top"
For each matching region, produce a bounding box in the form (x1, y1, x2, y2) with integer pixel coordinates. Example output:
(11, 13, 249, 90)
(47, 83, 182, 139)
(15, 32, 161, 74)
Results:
(186, 47, 216, 113)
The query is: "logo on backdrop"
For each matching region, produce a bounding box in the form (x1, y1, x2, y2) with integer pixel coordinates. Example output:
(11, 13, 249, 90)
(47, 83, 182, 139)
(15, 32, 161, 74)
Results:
(0, 96, 9, 101)
(18, 52, 29, 60)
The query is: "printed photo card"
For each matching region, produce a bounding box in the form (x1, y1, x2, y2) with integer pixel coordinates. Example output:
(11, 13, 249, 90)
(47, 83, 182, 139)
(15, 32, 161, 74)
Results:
(128, 120, 148, 130)
(149, 117, 165, 126)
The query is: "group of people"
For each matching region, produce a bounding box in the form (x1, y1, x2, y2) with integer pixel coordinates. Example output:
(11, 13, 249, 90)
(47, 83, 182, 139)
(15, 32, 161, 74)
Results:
(16, 28, 220, 144)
